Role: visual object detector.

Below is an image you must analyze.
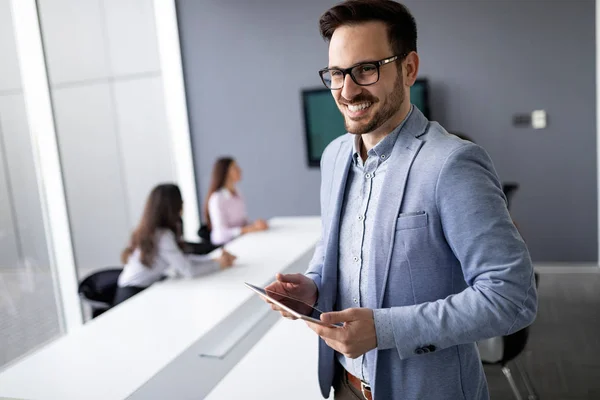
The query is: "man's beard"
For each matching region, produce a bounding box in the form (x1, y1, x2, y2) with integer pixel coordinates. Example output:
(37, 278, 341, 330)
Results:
(341, 74, 405, 135)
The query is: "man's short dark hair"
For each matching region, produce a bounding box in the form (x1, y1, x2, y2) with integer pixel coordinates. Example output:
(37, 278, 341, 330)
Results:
(319, 0, 417, 57)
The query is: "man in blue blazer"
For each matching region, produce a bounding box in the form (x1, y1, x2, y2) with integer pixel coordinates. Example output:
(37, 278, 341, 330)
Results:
(266, 1, 537, 398)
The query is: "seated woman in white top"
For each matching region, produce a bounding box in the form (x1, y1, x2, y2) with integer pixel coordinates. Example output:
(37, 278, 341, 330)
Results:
(204, 157, 268, 245)
(115, 183, 236, 305)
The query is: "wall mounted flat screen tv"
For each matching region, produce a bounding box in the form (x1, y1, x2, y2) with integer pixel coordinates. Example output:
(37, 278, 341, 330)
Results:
(302, 78, 430, 167)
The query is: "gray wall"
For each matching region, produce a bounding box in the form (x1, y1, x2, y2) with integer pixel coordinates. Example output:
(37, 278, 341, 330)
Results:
(178, 0, 334, 220)
(178, 0, 597, 262)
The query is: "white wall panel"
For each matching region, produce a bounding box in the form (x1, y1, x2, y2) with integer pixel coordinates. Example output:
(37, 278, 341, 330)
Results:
(52, 83, 129, 270)
(113, 76, 174, 227)
(103, 0, 160, 76)
(37, 0, 110, 85)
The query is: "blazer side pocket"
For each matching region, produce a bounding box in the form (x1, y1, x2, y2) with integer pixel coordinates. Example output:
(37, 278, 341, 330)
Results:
(396, 211, 428, 230)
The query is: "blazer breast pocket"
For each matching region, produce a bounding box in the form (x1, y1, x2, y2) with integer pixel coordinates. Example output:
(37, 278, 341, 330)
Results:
(396, 211, 428, 230)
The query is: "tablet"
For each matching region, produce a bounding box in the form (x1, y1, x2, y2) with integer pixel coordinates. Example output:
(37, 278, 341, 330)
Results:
(244, 282, 341, 328)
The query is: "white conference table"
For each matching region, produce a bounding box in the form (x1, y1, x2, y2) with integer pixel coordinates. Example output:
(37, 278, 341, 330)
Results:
(205, 318, 327, 399)
(0, 217, 321, 400)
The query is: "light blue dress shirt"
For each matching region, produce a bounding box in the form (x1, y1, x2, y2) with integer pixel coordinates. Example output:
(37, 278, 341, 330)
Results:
(336, 106, 413, 383)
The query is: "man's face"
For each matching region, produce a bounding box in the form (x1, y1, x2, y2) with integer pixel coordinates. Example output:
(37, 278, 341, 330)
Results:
(328, 21, 404, 135)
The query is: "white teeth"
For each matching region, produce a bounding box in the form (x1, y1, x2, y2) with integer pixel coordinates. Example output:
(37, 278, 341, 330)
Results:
(348, 102, 371, 112)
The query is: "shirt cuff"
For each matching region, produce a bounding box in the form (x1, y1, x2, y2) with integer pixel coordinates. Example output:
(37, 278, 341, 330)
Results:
(373, 308, 395, 350)
(231, 227, 242, 237)
(304, 272, 321, 307)
(210, 247, 223, 259)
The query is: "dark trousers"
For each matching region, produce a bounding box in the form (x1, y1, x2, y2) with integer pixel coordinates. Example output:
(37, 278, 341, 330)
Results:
(112, 285, 147, 306)
(333, 363, 372, 400)
(334, 372, 370, 400)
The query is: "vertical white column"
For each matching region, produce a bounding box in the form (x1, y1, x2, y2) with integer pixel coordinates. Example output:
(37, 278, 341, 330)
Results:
(10, 0, 83, 330)
(153, 0, 200, 241)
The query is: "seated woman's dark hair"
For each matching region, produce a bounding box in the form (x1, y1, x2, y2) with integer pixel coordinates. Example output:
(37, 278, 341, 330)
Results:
(121, 183, 183, 266)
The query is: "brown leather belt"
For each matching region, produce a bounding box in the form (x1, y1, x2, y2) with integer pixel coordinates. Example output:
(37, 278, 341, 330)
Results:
(346, 371, 372, 400)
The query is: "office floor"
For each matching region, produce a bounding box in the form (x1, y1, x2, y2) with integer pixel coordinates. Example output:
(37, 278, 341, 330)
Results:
(1, 267, 599, 399)
(484, 269, 600, 400)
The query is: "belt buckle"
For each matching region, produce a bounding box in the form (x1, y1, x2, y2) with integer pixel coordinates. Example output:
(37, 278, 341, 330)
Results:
(360, 380, 371, 400)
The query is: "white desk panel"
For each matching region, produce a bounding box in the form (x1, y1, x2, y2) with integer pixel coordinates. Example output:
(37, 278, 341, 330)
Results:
(0, 217, 320, 400)
(206, 318, 327, 400)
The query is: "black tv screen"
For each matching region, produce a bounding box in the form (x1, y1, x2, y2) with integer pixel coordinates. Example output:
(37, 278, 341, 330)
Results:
(302, 78, 430, 167)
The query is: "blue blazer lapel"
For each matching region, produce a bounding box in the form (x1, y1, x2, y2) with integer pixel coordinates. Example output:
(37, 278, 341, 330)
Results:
(368, 110, 428, 310)
(322, 138, 353, 311)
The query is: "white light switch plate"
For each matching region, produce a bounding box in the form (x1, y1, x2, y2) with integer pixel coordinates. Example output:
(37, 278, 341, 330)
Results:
(531, 110, 547, 129)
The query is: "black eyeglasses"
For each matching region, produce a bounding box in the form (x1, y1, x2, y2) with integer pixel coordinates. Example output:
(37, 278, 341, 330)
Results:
(318, 54, 405, 90)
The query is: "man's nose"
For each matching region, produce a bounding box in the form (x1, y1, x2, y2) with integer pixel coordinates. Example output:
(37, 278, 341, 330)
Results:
(341, 73, 361, 100)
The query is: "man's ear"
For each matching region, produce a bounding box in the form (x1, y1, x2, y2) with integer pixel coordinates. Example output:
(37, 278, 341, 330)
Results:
(403, 51, 420, 87)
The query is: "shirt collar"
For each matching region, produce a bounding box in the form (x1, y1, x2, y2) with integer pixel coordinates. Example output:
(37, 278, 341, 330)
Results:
(218, 187, 234, 199)
(352, 105, 414, 165)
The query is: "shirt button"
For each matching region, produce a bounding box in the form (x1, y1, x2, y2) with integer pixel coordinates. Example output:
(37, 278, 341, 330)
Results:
(365, 173, 371, 179)
(353, 256, 359, 262)
(381, 154, 386, 159)
(358, 215, 364, 221)
(353, 298, 358, 304)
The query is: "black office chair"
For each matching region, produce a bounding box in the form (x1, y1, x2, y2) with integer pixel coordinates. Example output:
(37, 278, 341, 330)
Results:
(481, 272, 540, 400)
(189, 224, 219, 254)
(502, 182, 520, 211)
(78, 268, 122, 319)
(198, 223, 211, 243)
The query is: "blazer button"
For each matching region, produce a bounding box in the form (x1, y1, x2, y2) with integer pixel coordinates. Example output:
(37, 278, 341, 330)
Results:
(414, 348, 424, 355)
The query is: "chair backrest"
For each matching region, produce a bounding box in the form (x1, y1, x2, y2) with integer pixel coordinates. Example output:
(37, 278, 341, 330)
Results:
(198, 224, 211, 243)
(78, 268, 122, 305)
(502, 182, 520, 211)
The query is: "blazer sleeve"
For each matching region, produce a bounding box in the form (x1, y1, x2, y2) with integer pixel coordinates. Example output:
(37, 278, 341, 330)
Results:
(378, 143, 538, 359)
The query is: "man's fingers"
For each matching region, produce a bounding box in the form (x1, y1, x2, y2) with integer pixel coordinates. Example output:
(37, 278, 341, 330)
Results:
(269, 302, 296, 319)
(305, 320, 342, 340)
(305, 320, 322, 334)
(321, 309, 356, 324)
(276, 273, 305, 285)
(263, 281, 279, 292)
(280, 310, 297, 319)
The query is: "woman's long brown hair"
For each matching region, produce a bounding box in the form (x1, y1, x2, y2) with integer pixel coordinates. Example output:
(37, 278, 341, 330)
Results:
(121, 183, 184, 266)
(203, 157, 235, 230)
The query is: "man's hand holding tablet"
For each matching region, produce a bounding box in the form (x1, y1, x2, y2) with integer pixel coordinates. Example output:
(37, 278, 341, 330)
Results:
(246, 274, 341, 328)
(265, 273, 317, 315)
(248, 276, 378, 358)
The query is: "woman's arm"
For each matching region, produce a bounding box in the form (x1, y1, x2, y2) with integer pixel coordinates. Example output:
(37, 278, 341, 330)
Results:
(159, 231, 222, 278)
